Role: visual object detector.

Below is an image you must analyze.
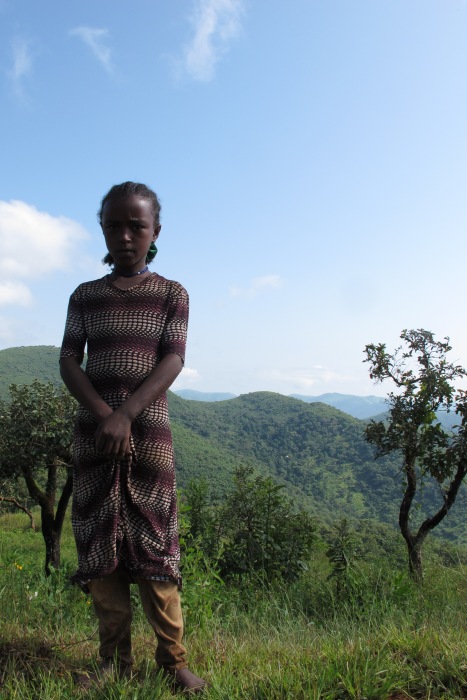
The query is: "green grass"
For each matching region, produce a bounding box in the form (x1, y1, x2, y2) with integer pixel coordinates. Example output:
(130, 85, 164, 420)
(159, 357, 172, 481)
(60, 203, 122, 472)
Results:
(0, 510, 466, 699)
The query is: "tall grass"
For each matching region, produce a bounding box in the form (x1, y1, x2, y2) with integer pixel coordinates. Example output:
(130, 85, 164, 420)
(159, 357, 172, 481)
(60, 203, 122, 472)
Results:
(0, 510, 465, 699)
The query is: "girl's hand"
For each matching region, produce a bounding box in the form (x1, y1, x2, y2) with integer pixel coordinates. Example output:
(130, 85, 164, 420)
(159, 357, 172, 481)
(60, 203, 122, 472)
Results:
(95, 411, 132, 458)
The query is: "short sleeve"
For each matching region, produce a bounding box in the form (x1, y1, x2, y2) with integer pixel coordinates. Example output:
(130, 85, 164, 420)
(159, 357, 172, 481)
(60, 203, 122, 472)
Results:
(159, 282, 189, 363)
(59, 286, 87, 365)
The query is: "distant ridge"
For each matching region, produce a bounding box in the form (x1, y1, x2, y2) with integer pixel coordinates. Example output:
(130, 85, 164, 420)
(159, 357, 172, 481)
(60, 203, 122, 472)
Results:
(174, 389, 237, 402)
(289, 392, 387, 420)
(174, 388, 387, 420)
(0, 347, 384, 419)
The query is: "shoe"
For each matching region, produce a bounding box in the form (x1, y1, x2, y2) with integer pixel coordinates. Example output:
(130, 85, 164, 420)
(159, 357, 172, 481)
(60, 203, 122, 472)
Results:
(75, 657, 133, 690)
(163, 667, 207, 694)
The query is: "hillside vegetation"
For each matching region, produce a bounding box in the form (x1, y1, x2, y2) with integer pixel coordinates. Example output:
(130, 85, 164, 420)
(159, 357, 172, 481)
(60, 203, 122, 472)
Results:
(0, 507, 466, 699)
(0, 346, 62, 400)
(167, 392, 466, 542)
(1, 346, 465, 543)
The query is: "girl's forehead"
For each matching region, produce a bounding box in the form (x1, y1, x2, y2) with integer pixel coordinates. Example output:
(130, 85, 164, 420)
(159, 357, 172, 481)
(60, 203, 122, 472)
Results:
(102, 194, 153, 219)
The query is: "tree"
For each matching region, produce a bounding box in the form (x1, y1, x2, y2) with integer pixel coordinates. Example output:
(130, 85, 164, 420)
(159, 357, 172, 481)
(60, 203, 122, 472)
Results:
(182, 467, 317, 584)
(364, 329, 467, 581)
(0, 381, 76, 574)
(326, 518, 361, 600)
(218, 466, 316, 583)
(182, 478, 220, 558)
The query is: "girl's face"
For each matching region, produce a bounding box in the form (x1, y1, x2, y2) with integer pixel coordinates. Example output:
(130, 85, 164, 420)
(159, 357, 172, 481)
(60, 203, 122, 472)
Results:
(101, 194, 160, 273)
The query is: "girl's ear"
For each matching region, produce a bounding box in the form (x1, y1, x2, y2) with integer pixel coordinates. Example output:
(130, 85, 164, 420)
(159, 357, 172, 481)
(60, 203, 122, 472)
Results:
(153, 224, 161, 241)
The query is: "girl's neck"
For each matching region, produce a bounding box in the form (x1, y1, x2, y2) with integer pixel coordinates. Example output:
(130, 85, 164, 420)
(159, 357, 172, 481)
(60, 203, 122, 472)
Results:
(109, 269, 152, 290)
(113, 264, 149, 278)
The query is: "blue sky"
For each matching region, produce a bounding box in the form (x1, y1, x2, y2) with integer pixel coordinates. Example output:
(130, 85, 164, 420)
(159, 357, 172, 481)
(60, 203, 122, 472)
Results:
(1, 0, 467, 397)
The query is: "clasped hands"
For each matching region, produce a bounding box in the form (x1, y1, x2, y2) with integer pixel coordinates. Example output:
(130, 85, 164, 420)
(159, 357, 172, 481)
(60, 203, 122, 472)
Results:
(95, 408, 133, 459)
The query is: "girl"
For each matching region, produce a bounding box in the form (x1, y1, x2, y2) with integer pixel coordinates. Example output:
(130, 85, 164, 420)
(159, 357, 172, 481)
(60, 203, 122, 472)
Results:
(60, 182, 206, 694)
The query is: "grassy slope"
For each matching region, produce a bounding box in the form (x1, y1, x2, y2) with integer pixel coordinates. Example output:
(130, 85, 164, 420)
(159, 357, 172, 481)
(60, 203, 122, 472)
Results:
(0, 511, 465, 699)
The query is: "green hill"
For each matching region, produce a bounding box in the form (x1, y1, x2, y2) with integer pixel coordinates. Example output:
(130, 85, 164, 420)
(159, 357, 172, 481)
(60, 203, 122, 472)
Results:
(167, 391, 466, 543)
(0, 346, 62, 400)
(1, 346, 465, 542)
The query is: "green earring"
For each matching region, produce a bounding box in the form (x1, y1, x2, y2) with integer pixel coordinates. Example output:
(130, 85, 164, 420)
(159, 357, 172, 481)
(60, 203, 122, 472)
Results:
(146, 242, 158, 263)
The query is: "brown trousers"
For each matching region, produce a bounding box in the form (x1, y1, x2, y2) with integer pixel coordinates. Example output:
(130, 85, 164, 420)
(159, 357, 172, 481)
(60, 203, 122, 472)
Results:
(87, 568, 187, 670)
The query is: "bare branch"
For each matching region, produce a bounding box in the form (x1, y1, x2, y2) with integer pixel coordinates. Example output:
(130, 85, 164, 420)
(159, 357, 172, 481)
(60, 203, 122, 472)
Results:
(0, 495, 36, 530)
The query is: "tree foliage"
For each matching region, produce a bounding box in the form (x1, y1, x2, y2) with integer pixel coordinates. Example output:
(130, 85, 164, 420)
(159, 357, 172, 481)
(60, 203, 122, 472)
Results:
(326, 518, 361, 600)
(183, 466, 317, 584)
(364, 329, 467, 580)
(0, 381, 76, 574)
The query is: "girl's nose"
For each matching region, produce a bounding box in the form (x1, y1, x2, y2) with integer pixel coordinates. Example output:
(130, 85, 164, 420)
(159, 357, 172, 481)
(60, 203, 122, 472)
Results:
(120, 227, 132, 240)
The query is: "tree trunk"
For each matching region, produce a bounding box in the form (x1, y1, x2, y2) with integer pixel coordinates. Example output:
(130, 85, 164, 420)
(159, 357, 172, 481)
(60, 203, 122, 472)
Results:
(407, 539, 423, 583)
(44, 529, 62, 575)
(41, 472, 73, 575)
(41, 503, 59, 575)
(54, 472, 73, 534)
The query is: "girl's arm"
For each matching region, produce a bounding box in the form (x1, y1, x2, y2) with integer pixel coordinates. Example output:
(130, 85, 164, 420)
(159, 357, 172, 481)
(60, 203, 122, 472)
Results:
(60, 356, 113, 422)
(60, 353, 183, 458)
(95, 353, 183, 457)
(114, 352, 183, 423)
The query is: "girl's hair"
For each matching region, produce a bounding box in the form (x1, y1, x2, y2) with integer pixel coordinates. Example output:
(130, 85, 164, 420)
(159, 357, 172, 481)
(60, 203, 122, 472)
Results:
(99, 182, 161, 267)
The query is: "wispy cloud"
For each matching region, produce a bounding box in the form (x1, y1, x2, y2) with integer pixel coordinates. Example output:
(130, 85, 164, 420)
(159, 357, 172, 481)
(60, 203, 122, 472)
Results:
(0, 200, 88, 307)
(71, 27, 113, 74)
(230, 274, 283, 299)
(8, 37, 33, 98)
(173, 366, 200, 389)
(182, 0, 244, 81)
(264, 366, 356, 393)
(0, 281, 32, 307)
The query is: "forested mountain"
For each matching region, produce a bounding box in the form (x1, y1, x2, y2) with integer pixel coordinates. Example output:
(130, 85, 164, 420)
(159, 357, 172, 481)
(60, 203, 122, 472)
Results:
(0, 346, 61, 400)
(0, 346, 465, 542)
(167, 391, 466, 542)
(174, 389, 388, 420)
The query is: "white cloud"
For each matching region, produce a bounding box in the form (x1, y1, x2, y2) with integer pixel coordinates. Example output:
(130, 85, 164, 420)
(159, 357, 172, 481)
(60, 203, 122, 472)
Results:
(264, 366, 356, 393)
(182, 0, 244, 81)
(0, 200, 88, 306)
(230, 274, 282, 298)
(8, 37, 33, 97)
(0, 281, 32, 307)
(71, 27, 113, 73)
(173, 366, 200, 389)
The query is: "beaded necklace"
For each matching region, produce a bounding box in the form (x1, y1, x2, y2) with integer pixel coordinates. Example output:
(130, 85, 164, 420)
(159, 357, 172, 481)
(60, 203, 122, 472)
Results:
(114, 265, 149, 278)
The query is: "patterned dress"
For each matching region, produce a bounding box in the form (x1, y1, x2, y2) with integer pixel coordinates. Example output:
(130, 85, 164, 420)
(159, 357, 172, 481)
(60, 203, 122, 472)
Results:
(60, 273, 188, 588)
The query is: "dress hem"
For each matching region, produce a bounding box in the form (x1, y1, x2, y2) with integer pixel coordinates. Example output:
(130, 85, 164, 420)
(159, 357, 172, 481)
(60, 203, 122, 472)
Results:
(71, 566, 182, 593)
